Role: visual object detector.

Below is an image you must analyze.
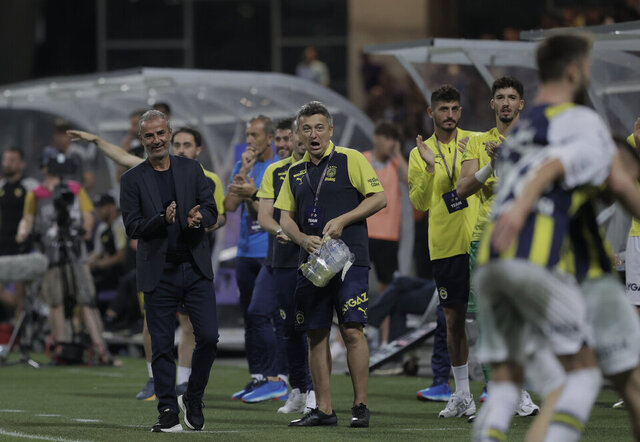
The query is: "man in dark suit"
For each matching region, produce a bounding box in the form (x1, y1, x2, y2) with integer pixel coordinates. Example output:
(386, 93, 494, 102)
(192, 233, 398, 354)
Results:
(120, 110, 218, 433)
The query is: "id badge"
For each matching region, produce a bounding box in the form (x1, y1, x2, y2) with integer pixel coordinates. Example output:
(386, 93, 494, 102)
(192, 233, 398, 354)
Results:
(304, 205, 324, 228)
(442, 190, 468, 214)
(245, 216, 263, 235)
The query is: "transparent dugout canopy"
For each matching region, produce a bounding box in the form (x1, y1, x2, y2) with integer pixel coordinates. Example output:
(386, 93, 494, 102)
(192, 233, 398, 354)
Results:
(366, 21, 640, 253)
(0, 68, 374, 185)
(365, 20, 640, 136)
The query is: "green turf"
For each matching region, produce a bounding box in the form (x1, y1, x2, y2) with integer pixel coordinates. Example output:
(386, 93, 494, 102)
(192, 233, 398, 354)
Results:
(0, 353, 633, 441)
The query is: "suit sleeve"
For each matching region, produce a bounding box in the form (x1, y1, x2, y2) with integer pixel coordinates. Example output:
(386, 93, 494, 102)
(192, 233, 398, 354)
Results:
(119, 170, 167, 240)
(194, 163, 218, 228)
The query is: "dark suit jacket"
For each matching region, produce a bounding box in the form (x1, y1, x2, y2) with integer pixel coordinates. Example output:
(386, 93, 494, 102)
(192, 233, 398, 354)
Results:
(120, 155, 218, 292)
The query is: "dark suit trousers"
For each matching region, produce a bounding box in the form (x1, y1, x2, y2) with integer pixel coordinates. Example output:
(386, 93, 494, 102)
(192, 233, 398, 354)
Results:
(145, 261, 219, 413)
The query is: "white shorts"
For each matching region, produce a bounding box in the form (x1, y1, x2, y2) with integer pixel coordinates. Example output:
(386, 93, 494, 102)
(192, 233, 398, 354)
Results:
(474, 259, 590, 365)
(525, 347, 566, 398)
(583, 274, 640, 376)
(626, 236, 640, 306)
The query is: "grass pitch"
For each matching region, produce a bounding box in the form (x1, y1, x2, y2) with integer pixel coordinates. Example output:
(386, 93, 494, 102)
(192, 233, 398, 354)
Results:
(0, 353, 634, 441)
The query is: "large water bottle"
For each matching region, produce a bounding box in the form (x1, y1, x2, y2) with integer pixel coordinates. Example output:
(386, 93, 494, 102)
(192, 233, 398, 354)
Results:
(300, 238, 355, 287)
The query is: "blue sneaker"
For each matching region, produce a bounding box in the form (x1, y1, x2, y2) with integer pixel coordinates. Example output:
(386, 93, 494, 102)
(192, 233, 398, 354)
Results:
(136, 377, 156, 401)
(242, 380, 289, 403)
(232, 379, 266, 400)
(480, 385, 488, 403)
(417, 383, 452, 402)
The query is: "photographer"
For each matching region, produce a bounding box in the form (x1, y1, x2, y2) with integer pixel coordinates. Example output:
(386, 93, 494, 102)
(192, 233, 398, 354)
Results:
(16, 152, 114, 364)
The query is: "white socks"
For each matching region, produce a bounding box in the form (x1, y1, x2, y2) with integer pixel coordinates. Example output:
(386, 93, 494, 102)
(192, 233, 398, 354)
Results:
(452, 364, 470, 394)
(545, 367, 602, 442)
(251, 374, 265, 381)
(147, 362, 153, 379)
(177, 366, 192, 385)
(472, 381, 519, 442)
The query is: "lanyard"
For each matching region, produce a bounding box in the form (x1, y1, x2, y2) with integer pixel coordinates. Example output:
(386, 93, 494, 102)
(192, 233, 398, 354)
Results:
(435, 134, 458, 187)
(305, 145, 336, 206)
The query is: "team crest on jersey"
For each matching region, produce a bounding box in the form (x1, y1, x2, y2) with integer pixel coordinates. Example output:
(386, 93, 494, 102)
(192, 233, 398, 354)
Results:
(325, 165, 337, 182)
(439, 287, 448, 300)
(14, 188, 23, 197)
(296, 311, 305, 325)
(280, 308, 286, 320)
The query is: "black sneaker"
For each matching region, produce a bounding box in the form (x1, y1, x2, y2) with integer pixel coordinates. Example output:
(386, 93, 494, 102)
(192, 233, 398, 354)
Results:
(350, 403, 370, 428)
(151, 408, 182, 432)
(289, 408, 337, 427)
(178, 394, 205, 430)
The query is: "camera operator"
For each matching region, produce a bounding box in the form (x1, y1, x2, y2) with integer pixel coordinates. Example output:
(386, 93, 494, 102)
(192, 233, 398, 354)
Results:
(42, 120, 95, 192)
(0, 147, 38, 320)
(16, 152, 115, 364)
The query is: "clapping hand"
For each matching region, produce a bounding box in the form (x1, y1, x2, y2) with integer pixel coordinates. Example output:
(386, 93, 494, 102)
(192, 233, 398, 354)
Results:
(416, 135, 435, 172)
(165, 201, 176, 224)
(187, 204, 203, 229)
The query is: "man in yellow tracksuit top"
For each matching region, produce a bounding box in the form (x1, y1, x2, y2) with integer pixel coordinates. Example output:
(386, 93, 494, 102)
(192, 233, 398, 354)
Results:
(408, 84, 480, 418)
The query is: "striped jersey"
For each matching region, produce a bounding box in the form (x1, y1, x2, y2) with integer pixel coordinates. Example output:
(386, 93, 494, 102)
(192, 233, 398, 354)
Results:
(477, 103, 615, 269)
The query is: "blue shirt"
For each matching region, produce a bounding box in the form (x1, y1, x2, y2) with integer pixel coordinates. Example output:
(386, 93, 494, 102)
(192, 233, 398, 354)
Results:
(231, 154, 279, 258)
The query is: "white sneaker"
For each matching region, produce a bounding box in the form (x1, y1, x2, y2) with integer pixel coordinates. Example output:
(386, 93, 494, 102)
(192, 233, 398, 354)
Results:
(277, 388, 306, 414)
(613, 399, 625, 409)
(515, 390, 540, 417)
(438, 391, 476, 418)
(304, 390, 317, 414)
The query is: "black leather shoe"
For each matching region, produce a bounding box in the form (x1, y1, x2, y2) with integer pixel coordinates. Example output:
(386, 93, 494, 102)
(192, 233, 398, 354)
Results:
(350, 403, 370, 427)
(289, 408, 337, 427)
(178, 394, 205, 430)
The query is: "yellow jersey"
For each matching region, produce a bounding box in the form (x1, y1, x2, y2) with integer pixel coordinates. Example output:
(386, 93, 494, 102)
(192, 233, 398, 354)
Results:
(201, 166, 225, 216)
(627, 134, 640, 237)
(408, 128, 480, 260)
(462, 127, 501, 242)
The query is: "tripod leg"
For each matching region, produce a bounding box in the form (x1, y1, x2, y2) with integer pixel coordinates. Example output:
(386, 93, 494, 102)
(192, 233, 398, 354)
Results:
(1, 311, 26, 359)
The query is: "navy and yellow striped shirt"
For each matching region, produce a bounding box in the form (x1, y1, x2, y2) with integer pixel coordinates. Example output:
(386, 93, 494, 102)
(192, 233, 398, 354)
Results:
(478, 103, 615, 269)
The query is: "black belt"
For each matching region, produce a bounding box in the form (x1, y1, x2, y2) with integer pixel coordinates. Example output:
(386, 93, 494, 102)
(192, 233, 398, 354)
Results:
(165, 250, 191, 264)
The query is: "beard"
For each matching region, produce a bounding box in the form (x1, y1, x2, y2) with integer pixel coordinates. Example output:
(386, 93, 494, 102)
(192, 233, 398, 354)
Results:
(435, 120, 457, 132)
(2, 169, 17, 179)
(498, 109, 519, 124)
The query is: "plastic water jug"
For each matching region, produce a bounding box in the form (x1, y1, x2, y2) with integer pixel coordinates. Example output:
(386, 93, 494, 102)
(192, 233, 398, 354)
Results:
(300, 238, 355, 287)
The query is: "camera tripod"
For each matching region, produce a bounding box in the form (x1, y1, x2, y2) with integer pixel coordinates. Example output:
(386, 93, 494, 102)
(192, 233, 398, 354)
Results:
(0, 279, 43, 368)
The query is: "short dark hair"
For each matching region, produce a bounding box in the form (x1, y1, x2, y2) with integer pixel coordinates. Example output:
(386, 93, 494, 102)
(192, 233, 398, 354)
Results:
(276, 117, 295, 132)
(296, 101, 333, 128)
(53, 119, 73, 134)
(153, 102, 172, 115)
(374, 121, 401, 142)
(536, 33, 593, 83)
(491, 76, 524, 99)
(430, 85, 461, 107)
(4, 146, 25, 160)
(249, 115, 275, 136)
(138, 110, 171, 136)
(172, 127, 202, 147)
